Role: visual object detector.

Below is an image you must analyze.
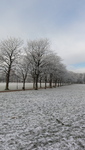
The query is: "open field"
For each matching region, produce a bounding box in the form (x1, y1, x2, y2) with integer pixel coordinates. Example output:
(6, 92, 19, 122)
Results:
(0, 82, 50, 91)
(0, 84, 85, 150)
(0, 82, 35, 91)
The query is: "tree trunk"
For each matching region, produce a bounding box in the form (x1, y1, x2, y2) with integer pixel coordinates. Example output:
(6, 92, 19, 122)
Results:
(40, 78, 42, 88)
(5, 73, 10, 90)
(45, 80, 47, 89)
(45, 76, 47, 89)
(58, 80, 59, 87)
(5, 64, 12, 90)
(45, 81, 46, 89)
(22, 79, 25, 90)
(49, 74, 52, 88)
(49, 80, 52, 88)
(35, 75, 38, 90)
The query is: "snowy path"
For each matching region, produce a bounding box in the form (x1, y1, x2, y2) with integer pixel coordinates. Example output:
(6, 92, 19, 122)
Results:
(0, 84, 85, 150)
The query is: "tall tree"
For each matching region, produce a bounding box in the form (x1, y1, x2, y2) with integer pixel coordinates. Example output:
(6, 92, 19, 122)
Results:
(16, 55, 30, 90)
(43, 53, 62, 88)
(0, 37, 23, 90)
(25, 39, 49, 90)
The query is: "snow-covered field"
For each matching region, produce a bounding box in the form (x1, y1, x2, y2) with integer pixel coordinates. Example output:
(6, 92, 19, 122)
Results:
(0, 84, 85, 150)
(0, 82, 32, 91)
(0, 83, 49, 91)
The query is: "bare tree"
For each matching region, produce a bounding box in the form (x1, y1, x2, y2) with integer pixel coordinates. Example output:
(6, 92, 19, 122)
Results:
(43, 53, 62, 88)
(25, 39, 49, 90)
(68, 71, 80, 84)
(16, 55, 30, 90)
(0, 37, 23, 90)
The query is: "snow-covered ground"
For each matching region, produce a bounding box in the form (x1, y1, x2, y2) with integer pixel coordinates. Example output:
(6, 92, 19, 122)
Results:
(0, 84, 85, 150)
(0, 83, 49, 91)
(0, 82, 31, 91)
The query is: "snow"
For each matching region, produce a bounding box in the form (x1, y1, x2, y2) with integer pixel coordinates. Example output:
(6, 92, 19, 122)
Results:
(0, 84, 85, 150)
(0, 83, 33, 91)
(0, 82, 49, 91)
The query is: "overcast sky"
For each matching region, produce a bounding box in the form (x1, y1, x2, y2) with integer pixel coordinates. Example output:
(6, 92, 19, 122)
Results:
(0, 0, 85, 73)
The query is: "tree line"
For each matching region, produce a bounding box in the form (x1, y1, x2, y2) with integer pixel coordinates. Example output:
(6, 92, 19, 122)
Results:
(0, 37, 84, 90)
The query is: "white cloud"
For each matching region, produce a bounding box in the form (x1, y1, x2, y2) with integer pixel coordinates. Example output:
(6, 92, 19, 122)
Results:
(49, 20, 85, 67)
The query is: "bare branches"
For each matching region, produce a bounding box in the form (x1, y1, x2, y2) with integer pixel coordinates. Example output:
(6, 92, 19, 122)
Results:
(0, 37, 23, 90)
(25, 39, 50, 90)
(0, 37, 73, 90)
